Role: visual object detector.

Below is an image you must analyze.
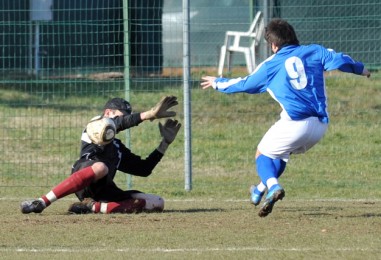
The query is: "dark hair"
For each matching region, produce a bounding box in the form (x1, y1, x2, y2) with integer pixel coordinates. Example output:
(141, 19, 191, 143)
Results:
(103, 98, 132, 115)
(265, 19, 299, 48)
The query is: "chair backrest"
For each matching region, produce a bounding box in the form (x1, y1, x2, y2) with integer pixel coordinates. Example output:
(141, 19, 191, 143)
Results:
(248, 11, 264, 43)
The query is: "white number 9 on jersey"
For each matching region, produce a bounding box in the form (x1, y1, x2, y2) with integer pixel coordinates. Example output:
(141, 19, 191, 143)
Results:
(285, 56, 307, 90)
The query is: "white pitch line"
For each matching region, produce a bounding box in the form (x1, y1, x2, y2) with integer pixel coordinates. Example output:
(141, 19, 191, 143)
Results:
(2, 246, 380, 253)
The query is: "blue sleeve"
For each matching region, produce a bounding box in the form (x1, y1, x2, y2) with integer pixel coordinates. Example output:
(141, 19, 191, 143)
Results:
(213, 62, 268, 94)
(321, 46, 364, 75)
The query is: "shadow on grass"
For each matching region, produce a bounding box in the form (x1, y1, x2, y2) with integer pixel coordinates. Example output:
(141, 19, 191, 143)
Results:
(61, 208, 226, 216)
(282, 206, 344, 213)
(164, 208, 226, 213)
(346, 213, 381, 218)
(281, 206, 381, 218)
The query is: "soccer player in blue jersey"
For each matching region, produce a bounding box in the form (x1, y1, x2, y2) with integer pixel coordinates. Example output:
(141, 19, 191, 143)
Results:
(201, 19, 371, 217)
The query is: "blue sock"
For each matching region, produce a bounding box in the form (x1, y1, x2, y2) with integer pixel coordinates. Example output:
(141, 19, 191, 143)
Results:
(273, 159, 286, 178)
(256, 154, 278, 186)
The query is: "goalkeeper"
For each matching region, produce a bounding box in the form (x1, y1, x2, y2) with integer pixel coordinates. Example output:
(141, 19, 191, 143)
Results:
(21, 96, 181, 214)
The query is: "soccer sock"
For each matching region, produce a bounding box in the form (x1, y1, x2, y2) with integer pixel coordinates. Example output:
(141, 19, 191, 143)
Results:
(256, 154, 279, 191)
(96, 199, 146, 214)
(274, 158, 287, 178)
(255, 157, 287, 192)
(92, 202, 101, 213)
(255, 182, 267, 194)
(41, 166, 96, 207)
(266, 178, 279, 190)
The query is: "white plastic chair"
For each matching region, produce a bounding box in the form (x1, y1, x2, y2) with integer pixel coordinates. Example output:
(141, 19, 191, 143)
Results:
(218, 11, 264, 75)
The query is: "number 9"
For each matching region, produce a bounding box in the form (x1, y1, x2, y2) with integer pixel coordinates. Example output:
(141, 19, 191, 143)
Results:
(285, 56, 307, 90)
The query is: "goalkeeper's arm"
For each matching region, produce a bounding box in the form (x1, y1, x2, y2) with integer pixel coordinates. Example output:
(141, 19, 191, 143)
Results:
(113, 112, 143, 132)
(113, 96, 179, 132)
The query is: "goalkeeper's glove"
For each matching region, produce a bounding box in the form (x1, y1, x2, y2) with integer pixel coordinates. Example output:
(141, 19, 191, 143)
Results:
(144, 96, 178, 121)
(157, 119, 181, 154)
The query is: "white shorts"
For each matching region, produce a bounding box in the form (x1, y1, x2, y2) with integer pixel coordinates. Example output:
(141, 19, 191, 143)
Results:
(257, 117, 328, 161)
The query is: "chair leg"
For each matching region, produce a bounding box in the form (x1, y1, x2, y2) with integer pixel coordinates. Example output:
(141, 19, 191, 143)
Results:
(251, 46, 257, 71)
(218, 46, 227, 76)
(227, 51, 233, 73)
(244, 49, 254, 73)
(252, 50, 256, 70)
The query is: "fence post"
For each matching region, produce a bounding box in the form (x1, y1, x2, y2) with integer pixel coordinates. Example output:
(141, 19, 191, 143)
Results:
(123, 0, 132, 189)
(183, 0, 192, 191)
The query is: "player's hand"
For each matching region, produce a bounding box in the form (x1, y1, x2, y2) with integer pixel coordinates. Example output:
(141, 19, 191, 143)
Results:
(159, 119, 181, 145)
(143, 96, 178, 121)
(362, 68, 371, 78)
(201, 76, 217, 89)
(157, 119, 181, 154)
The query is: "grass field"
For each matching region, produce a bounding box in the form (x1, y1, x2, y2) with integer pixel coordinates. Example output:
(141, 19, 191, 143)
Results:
(1, 198, 381, 259)
(0, 72, 380, 259)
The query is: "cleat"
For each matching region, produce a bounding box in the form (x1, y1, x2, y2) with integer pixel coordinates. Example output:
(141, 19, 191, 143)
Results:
(20, 199, 46, 214)
(249, 185, 265, 206)
(258, 185, 285, 217)
(68, 198, 95, 214)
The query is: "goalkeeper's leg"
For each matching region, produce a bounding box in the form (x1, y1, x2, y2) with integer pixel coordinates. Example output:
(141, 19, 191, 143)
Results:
(69, 198, 147, 214)
(132, 193, 165, 212)
(94, 194, 164, 214)
(21, 162, 108, 214)
(69, 194, 164, 214)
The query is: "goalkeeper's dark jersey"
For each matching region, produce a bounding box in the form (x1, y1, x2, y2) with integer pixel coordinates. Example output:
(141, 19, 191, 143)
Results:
(77, 112, 163, 180)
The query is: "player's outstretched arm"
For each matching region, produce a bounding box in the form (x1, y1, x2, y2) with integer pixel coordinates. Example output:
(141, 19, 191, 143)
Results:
(141, 96, 178, 121)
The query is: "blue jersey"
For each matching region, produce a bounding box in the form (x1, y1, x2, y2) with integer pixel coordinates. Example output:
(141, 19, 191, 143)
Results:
(213, 44, 365, 123)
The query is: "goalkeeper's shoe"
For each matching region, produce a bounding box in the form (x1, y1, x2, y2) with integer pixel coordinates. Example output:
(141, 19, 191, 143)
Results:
(258, 185, 285, 218)
(249, 185, 265, 206)
(68, 198, 95, 214)
(20, 199, 46, 214)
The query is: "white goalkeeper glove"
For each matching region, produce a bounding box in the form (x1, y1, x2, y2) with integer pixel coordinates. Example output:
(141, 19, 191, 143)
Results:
(143, 96, 178, 121)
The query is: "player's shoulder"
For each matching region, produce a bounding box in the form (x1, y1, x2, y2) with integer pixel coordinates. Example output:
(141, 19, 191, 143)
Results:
(302, 43, 330, 53)
(298, 43, 322, 51)
(297, 44, 333, 59)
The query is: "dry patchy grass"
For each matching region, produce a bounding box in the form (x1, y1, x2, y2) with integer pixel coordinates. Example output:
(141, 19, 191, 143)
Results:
(1, 197, 380, 259)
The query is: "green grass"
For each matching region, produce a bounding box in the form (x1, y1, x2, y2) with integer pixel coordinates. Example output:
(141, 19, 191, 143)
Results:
(0, 72, 380, 259)
(1, 198, 381, 259)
